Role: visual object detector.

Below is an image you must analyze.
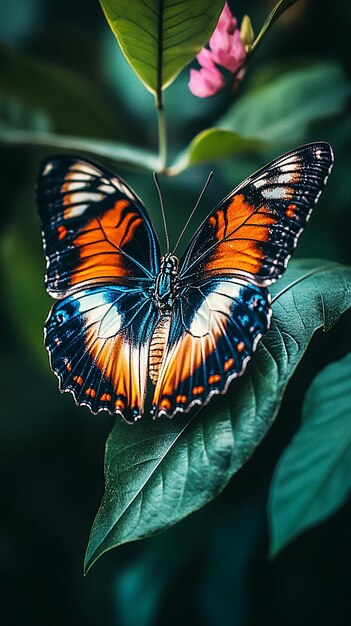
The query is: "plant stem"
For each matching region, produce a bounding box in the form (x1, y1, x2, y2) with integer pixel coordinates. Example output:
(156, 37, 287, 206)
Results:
(155, 0, 166, 173)
(156, 96, 167, 173)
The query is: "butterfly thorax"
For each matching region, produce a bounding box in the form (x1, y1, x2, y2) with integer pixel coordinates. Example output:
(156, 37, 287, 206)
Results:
(154, 254, 179, 311)
(149, 254, 179, 385)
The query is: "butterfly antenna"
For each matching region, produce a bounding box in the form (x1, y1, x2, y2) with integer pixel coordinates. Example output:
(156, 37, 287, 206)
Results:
(153, 172, 170, 254)
(172, 171, 213, 256)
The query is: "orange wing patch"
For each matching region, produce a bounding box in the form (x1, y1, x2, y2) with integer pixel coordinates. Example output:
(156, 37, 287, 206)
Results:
(57, 225, 67, 240)
(205, 194, 276, 276)
(286, 203, 298, 218)
(71, 200, 143, 285)
(85, 325, 146, 415)
(152, 325, 225, 406)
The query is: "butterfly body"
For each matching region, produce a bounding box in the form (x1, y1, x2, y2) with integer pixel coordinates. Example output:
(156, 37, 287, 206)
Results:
(154, 253, 180, 311)
(37, 143, 333, 423)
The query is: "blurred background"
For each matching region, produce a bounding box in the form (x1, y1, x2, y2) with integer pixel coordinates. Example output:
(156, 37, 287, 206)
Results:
(0, 0, 350, 624)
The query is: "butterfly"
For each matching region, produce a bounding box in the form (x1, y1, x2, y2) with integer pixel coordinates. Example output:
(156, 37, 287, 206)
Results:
(37, 142, 333, 423)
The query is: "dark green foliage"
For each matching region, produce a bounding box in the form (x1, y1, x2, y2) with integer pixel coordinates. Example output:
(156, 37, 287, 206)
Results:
(268, 352, 351, 555)
(1, 0, 351, 624)
(85, 261, 351, 571)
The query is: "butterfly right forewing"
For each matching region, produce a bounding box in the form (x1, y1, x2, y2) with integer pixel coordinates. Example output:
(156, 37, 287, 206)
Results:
(179, 143, 334, 286)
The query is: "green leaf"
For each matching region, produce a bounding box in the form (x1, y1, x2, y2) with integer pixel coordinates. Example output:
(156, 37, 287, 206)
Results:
(0, 42, 119, 138)
(169, 129, 264, 174)
(219, 63, 351, 143)
(268, 352, 351, 556)
(99, 0, 225, 94)
(171, 63, 350, 172)
(250, 0, 300, 56)
(0, 130, 159, 173)
(84, 260, 351, 572)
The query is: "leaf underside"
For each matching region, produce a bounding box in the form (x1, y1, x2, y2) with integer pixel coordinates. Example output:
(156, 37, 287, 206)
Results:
(268, 352, 351, 556)
(84, 260, 351, 572)
(99, 0, 225, 94)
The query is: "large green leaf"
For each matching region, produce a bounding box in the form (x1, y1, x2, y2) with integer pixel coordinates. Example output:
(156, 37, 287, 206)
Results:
(219, 63, 350, 142)
(84, 260, 351, 572)
(268, 353, 351, 556)
(99, 0, 225, 94)
(171, 63, 350, 172)
(0, 130, 159, 172)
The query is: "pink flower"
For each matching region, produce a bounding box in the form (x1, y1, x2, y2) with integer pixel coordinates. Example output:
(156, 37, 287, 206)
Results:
(189, 49, 225, 98)
(210, 5, 246, 73)
(189, 3, 246, 98)
(188, 67, 225, 98)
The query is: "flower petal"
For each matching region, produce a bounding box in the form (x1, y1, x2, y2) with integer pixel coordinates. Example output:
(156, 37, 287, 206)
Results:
(189, 66, 225, 98)
(211, 28, 246, 72)
(216, 3, 237, 33)
(196, 47, 216, 69)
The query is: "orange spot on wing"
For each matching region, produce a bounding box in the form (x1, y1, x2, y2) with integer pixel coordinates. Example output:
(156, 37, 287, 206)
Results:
(176, 395, 187, 404)
(286, 203, 297, 218)
(237, 342, 245, 352)
(73, 375, 83, 385)
(66, 363, 72, 372)
(55, 338, 61, 345)
(100, 393, 112, 402)
(115, 398, 125, 410)
(71, 199, 143, 285)
(63, 194, 75, 206)
(208, 374, 221, 384)
(192, 386, 204, 395)
(206, 194, 276, 276)
(224, 358, 234, 371)
(58, 225, 67, 240)
(160, 398, 171, 410)
(85, 388, 96, 398)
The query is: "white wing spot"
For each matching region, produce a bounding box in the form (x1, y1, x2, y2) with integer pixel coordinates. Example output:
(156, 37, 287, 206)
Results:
(71, 163, 101, 176)
(42, 162, 53, 175)
(98, 184, 115, 194)
(65, 192, 104, 204)
(111, 178, 134, 199)
(261, 187, 289, 200)
(64, 204, 89, 218)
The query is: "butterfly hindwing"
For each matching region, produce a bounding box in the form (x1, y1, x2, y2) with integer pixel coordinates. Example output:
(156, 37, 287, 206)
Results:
(151, 277, 270, 418)
(179, 143, 334, 286)
(37, 156, 160, 297)
(45, 284, 159, 422)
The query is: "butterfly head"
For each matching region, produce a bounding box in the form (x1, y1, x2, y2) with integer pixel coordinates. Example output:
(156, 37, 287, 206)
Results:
(160, 254, 179, 275)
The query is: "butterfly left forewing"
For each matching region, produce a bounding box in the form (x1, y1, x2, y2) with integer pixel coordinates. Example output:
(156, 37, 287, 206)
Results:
(37, 155, 160, 297)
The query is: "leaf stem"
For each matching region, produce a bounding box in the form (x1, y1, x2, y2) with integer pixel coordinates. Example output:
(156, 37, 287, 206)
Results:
(155, 0, 167, 173)
(156, 97, 167, 173)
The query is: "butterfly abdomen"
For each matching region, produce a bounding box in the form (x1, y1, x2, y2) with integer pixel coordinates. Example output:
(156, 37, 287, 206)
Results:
(149, 314, 171, 385)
